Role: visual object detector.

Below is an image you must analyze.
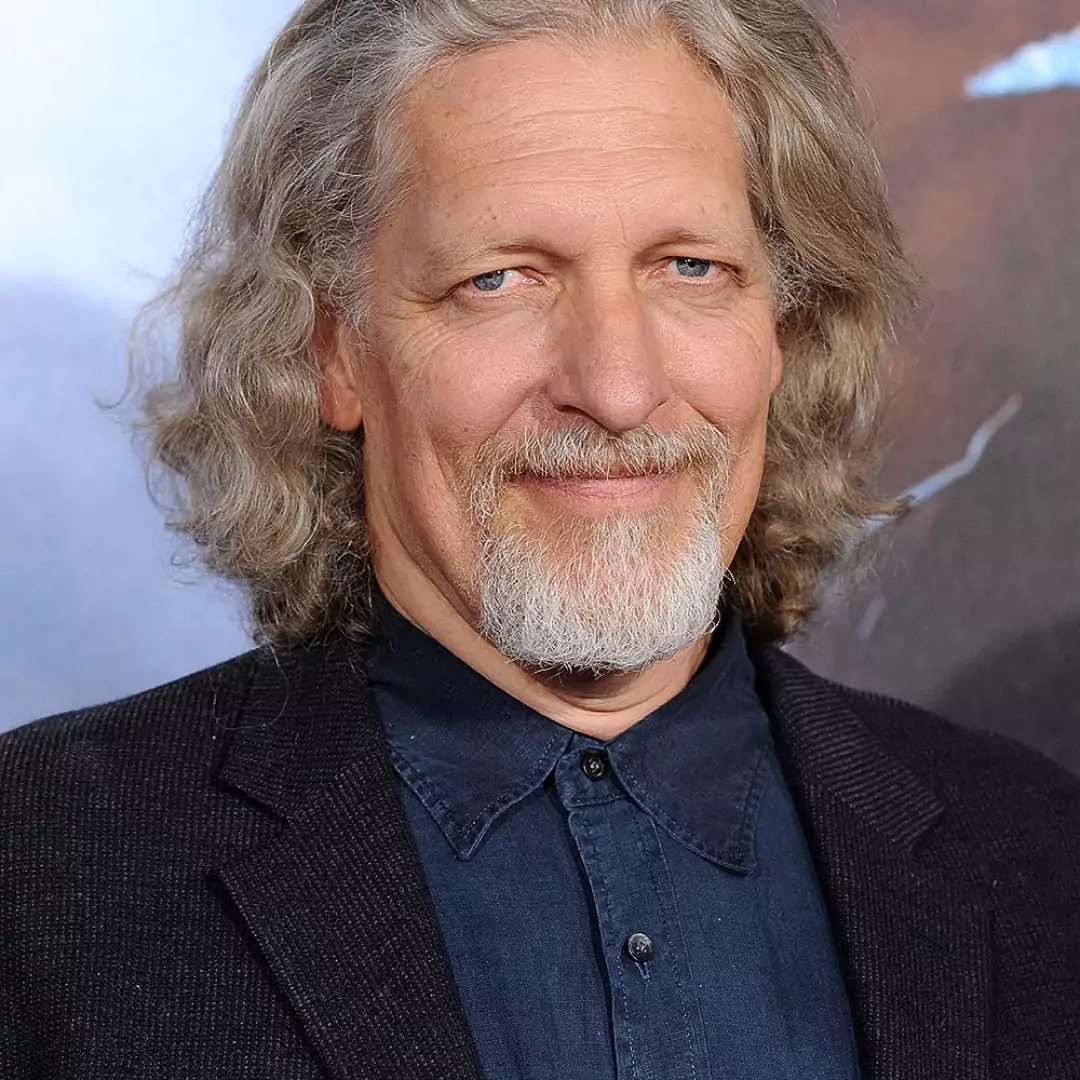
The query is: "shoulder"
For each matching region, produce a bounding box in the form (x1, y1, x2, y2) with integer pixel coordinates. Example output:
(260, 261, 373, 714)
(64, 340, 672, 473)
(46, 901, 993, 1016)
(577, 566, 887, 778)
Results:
(0, 648, 286, 971)
(840, 678, 1080, 834)
(0, 649, 263, 820)
(762, 643, 1080, 797)
(762, 645, 1080, 880)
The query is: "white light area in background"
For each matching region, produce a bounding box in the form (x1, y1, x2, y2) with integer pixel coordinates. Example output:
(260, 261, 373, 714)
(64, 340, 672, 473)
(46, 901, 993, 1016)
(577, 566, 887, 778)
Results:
(0, 0, 298, 305)
(0, 1, 305, 730)
(967, 25, 1080, 97)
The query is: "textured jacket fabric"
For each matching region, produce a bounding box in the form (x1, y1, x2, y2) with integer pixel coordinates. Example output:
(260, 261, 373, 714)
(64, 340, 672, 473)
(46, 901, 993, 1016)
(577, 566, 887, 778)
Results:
(1, 636, 1079, 1080)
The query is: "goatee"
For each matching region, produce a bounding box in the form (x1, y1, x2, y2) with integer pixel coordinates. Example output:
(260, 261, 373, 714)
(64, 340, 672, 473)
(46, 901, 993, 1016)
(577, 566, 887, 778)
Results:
(469, 423, 734, 674)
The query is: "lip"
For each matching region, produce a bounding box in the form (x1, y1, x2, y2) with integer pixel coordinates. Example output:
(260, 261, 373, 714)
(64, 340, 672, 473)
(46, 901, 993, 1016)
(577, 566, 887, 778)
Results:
(521, 472, 671, 503)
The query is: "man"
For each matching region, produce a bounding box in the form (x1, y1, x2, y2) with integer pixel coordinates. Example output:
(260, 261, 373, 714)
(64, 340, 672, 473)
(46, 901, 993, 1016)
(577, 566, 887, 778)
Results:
(2, 0, 1078, 1077)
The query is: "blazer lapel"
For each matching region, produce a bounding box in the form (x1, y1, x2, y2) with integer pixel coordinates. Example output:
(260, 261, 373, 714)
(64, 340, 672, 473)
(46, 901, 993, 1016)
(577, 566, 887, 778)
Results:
(212, 640, 481, 1080)
(755, 647, 992, 1080)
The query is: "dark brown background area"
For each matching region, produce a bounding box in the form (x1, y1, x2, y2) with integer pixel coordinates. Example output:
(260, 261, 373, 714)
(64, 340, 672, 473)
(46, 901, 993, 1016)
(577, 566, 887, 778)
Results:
(793, 1, 1080, 773)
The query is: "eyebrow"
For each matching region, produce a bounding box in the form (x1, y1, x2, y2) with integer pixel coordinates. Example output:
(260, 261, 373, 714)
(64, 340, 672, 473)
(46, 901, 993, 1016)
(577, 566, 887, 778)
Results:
(419, 226, 758, 278)
(647, 225, 758, 254)
(419, 239, 559, 277)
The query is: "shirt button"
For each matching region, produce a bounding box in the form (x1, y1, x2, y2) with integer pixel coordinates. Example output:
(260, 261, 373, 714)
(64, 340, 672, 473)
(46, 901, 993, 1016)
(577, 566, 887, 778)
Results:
(579, 749, 607, 781)
(625, 932, 654, 963)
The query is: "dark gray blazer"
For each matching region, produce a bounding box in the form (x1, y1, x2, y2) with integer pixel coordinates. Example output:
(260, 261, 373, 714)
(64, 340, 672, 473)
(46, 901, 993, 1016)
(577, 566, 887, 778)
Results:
(2, 638, 1079, 1080)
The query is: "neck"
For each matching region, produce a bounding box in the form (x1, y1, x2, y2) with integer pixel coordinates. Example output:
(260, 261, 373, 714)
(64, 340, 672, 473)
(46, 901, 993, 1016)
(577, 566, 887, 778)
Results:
(373, 562, 711, 741)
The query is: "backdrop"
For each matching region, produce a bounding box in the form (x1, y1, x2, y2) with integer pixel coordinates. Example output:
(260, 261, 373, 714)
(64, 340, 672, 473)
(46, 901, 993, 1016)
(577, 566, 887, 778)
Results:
(3, 2, 1078, 774)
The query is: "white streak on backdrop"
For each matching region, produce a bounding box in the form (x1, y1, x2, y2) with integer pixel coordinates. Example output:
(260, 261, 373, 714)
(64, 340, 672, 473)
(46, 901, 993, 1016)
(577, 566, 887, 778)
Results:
(966, 25, 1080, 98)
(0, 0, 299, 731)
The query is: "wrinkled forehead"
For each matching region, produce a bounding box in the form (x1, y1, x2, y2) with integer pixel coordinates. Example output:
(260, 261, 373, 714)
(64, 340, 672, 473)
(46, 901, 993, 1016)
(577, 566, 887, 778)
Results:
(405, 33, 737, 161)
(383, 33, 759, 252)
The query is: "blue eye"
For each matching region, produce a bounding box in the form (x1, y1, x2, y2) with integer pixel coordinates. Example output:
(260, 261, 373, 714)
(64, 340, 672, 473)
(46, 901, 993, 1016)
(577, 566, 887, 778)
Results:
(673, 257, 713, 278)
(470, 269, 509, 292)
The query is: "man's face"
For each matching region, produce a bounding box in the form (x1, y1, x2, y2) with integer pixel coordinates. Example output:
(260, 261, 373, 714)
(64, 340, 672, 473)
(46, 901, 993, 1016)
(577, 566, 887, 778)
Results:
(324, 32, 783, 672)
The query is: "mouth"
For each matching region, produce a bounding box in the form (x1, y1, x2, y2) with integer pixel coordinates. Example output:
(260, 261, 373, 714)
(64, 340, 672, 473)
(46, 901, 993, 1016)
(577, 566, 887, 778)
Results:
(520, 471, 673, 504)
(521, 463, 672, 481)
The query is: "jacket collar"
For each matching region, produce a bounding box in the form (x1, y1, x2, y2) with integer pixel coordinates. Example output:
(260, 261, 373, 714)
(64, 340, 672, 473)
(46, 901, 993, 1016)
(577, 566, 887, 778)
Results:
(211, 633, 991, 1080)
(752, 646, 944, 850)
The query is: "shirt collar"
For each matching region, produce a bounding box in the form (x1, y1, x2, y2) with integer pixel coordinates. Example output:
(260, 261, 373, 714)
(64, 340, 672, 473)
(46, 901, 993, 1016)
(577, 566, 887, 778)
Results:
(368, 590, 771, 872)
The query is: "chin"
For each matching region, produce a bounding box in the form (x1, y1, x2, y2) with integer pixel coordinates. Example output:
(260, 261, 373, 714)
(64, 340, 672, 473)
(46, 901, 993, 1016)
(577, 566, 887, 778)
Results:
(474, 505, 726, 673)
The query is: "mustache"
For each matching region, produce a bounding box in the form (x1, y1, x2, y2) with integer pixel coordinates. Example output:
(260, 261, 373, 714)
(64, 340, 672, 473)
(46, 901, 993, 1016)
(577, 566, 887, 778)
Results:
(472, 423, 733, 489)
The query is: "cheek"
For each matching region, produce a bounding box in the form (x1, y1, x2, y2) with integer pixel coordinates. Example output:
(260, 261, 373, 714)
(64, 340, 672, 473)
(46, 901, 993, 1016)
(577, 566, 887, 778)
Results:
(674, 325, 778, 450)
(669, 321, 776, 530)
(370, 318, 545, 483)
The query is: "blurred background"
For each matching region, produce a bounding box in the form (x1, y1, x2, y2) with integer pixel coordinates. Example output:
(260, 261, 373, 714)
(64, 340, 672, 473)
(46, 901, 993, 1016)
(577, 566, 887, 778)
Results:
(2, 1, 1078, 774)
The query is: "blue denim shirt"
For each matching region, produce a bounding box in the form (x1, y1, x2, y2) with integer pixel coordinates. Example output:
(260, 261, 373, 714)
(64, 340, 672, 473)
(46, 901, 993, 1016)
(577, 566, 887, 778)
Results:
(368, 595, 861, 1079)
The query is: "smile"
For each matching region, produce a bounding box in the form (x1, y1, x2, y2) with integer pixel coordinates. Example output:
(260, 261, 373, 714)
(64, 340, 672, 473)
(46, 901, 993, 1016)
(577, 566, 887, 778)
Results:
(520, 472, 674, 505)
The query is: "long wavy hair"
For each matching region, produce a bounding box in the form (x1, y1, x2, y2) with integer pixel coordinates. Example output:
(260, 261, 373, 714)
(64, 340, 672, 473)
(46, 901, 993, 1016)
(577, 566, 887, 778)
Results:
(135, 0, 914, 646)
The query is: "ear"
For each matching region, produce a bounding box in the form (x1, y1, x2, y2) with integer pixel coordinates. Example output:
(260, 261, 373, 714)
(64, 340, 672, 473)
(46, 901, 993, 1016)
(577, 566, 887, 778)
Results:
(315, 308, 365, 432)
(768, 340, 783, 395)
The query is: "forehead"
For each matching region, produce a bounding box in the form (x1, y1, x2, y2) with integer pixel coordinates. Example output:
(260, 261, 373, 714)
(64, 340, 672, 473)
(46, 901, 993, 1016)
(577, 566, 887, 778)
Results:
(392, 33, 757, 251)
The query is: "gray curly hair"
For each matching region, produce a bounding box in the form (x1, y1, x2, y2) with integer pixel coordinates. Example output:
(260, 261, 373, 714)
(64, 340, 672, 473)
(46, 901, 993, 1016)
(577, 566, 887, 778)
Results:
(136, 0, 913, 646)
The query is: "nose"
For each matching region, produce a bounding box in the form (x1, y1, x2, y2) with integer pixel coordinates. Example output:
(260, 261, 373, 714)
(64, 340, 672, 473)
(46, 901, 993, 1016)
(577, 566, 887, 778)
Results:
(546, 277, 672, 433)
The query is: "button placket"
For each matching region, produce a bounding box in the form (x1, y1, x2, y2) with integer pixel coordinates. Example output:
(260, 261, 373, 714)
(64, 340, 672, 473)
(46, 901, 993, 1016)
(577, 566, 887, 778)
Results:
(556, 775, 709, 1080)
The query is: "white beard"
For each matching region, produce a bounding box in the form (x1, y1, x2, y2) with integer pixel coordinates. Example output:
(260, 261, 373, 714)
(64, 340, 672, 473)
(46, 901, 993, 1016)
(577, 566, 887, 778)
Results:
(475, 493, 728, 674)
